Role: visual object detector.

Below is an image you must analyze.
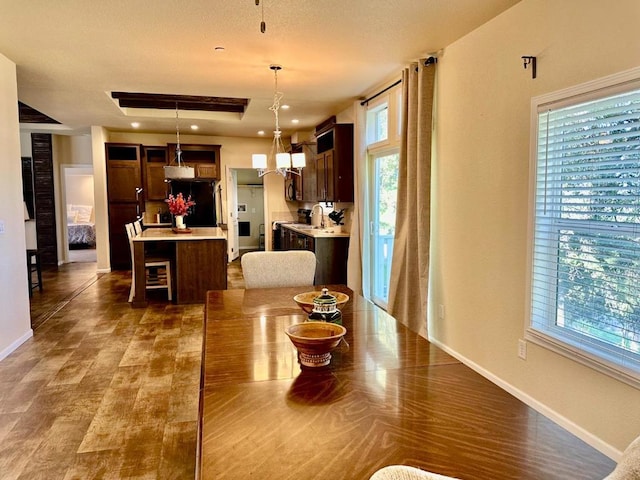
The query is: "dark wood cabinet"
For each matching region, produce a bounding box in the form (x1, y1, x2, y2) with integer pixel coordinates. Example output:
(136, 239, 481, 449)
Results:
(175, 239, 228, 303)
(315, 122, 353, 203)
(279, 225, 349, 285)
(167, 143, 220, 179)
(143, 146, 168, 200)
(285, 141, 316, 202)
(106, 143, 143, 270)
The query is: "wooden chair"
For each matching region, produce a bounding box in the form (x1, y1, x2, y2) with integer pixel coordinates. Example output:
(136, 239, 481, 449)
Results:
(25, 219, 42, 297)
(241, 250, 316, 289)
(125, 223, 172, 302)
(133, 219, 143, 235)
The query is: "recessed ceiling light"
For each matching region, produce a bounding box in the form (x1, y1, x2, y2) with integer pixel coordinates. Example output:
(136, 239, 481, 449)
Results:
(291, 119, 299, 124)
(191, 125, 199, 130)
(281, 104, 290, 110)
(131, 122, 140, 128)
(214, 46, 225, 52)
(258, 130, 265, 135)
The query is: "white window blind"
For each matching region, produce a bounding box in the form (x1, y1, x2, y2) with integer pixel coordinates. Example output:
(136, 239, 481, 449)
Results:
(529, 79, 640, 385)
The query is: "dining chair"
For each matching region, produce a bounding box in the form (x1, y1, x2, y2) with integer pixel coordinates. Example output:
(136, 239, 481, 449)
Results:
(241, 250, 316, 289)
(368, 433, 640, 479)
(24, 218, 42, 297)
(133, 219, 143, 235)
(125, 223, 172, 302)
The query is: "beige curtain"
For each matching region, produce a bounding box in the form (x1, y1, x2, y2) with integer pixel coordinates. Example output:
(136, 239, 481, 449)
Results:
(346, 101, 367, 296)
(387, 58, 436, 337)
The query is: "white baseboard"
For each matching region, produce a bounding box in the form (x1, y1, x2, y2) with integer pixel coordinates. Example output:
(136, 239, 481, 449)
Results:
(429, 338, 622, 461)
(96, 268, 111, 273)
(0, 329, 34, 362)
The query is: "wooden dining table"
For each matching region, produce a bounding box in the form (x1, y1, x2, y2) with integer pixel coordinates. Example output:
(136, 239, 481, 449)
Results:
(198, 286, 615, 480)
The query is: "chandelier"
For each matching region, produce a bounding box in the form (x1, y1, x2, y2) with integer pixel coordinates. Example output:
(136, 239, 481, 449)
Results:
(252, 65, 305, 177)
(164, 102, 195, 179)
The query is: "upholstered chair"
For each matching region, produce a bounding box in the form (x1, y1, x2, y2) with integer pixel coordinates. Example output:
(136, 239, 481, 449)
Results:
(241, 250, 316, 289)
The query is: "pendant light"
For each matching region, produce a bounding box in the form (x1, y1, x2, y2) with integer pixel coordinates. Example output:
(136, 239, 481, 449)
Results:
(164, 103, 195, 179)
(252, 65, 305, 177)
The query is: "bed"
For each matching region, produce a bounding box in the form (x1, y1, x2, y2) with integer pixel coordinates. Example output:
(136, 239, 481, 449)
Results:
(67, 204, 96, 248)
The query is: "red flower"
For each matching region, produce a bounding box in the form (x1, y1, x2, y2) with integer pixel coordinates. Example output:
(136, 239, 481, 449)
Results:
(165, 193, 195, 216)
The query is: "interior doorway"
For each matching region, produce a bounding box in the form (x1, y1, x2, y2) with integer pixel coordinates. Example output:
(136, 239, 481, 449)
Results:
(61, 164, 96, 263)
(227, 168, 264, 261)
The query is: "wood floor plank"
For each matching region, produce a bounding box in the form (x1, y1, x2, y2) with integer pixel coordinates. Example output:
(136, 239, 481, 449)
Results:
(158, 421, 198, 480)
(62, 450, 126, 480)
(77, 387, 139, 453)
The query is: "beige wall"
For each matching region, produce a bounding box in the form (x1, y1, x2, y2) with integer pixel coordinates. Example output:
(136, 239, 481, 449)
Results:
(0, 53, 32, 358)
(104, 131, 295, 252)
(430, 0, 640, 456)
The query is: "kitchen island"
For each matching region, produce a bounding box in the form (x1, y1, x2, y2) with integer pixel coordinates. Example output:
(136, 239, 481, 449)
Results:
(131, 227, 227, 307)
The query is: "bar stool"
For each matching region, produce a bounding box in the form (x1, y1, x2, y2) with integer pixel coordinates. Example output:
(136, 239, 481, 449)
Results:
(27, 249, 42, 297)
(125, 223, 172, 302)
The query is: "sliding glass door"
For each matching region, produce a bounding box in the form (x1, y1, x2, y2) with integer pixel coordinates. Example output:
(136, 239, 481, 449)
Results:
(369, 150, 399, 307)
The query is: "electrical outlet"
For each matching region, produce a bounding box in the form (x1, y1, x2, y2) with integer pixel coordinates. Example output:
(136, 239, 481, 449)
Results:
(518, 339, 527, 360)
(438, 304, 445, 320)
(0, 220, 5, 234)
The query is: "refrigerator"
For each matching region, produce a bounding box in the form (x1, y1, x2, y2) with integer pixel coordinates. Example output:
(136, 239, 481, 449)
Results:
(168, 180, 217, 227)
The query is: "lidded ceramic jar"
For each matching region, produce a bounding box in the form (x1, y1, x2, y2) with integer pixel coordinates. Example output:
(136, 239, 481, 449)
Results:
(308, 288, 342, 324)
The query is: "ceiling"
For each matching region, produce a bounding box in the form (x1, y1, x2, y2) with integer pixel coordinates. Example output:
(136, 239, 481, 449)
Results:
(0, 0, 520, 139)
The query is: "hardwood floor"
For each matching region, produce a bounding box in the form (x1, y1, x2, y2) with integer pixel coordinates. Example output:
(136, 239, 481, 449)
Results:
(0, 260, 615, 479)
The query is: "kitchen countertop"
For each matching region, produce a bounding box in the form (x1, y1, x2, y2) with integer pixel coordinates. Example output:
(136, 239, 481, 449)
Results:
(281, 223, 350, 238)
(142, 221, 172, 227)
(132, 227, 228, 241)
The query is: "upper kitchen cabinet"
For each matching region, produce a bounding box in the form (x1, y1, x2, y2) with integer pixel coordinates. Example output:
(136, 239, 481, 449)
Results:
(285, 141, 317, 202)
(106, 143, 142, 202)
(143, 146, 168, 200)
(167, 143, 221, 180)
(315, 118, 354, 203)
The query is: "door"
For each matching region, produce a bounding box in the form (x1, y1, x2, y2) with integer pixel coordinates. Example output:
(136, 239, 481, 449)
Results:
(106, 143, 142, 269)
(62, 164, 96, 264)
(226, 167, 240, 261)
(368, 150, 399, 307)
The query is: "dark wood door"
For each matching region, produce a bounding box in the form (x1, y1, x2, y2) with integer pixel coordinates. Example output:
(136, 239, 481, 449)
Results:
(108, 203, 139, 270)
(316, 153, 327, 201)
(106, 143, 142, 269)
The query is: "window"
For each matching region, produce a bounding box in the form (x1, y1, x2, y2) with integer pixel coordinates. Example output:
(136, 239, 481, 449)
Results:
(528, 69, 640, 386)
(366, 103, 388, 144)
(364, 89, 401, 308)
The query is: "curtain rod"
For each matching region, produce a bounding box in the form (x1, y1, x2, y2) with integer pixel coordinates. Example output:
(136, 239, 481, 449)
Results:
(360, 79, 402, 106)
(359, 57, 437, 107)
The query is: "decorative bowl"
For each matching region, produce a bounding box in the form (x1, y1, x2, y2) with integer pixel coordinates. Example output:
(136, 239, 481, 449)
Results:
(293, 290, 349, 314)
(285, 321, 347, 367)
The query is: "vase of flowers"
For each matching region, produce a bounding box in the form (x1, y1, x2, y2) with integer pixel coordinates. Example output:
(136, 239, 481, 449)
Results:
(165, 193, 195, 229)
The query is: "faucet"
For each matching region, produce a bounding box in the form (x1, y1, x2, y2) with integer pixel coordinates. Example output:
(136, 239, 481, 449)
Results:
(311, 203, 324, 228)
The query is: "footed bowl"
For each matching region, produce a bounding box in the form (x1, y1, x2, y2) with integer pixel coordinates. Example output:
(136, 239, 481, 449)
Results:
(285, 321, 347, 367)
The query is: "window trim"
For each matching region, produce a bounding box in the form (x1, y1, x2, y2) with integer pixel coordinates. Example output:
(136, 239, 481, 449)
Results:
(525, 65, 640, 389)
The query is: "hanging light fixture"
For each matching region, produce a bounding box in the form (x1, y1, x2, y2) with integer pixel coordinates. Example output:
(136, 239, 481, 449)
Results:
(164, 102, 195, 179)
(252, 65, 305, 178)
